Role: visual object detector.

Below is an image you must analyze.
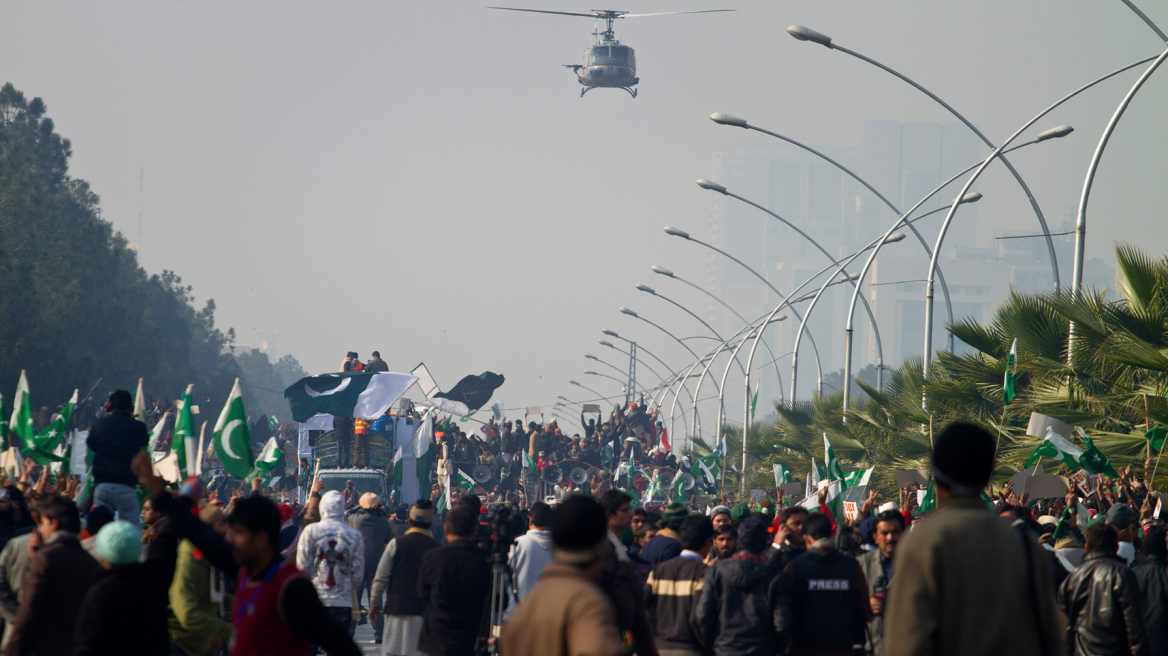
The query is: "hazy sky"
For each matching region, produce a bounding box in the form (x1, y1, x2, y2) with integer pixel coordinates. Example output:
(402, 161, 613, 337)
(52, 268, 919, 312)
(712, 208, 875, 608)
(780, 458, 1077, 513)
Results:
(4, 1, 1165, 431)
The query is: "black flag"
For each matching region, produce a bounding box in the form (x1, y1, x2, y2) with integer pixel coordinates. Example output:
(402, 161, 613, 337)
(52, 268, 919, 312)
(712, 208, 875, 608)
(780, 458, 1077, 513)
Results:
(434, 372, 505, 412)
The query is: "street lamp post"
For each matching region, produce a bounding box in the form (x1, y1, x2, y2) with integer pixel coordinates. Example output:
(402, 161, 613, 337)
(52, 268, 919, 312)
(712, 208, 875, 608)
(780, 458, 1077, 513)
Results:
(569, 380, 605, 401)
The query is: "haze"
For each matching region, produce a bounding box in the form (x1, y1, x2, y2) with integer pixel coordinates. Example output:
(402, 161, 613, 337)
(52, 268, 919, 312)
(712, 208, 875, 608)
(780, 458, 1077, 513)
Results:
(3, 1, 1165, 430)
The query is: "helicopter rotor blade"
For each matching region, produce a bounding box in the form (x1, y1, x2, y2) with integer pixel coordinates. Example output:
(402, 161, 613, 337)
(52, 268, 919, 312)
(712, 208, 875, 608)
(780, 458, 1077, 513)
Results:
(618, 9, 736, 18)
(487, 7, 603, 18)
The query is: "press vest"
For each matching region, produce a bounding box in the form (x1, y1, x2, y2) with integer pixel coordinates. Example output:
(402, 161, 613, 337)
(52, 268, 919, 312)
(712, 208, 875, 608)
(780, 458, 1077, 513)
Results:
(230, 559, 313, 656)
(788, 548, 864, 649)
(385, 532, 440, 617)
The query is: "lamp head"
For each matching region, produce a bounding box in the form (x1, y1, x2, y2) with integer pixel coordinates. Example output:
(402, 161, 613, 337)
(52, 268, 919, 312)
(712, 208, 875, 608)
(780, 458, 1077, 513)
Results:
(696, 179, 728, 194)
(959, 192, 983, 204)
(663, 226, 691, 239)
(598, 339, 615, 348)
(619, 307, 638, 318)
(584, 354, 598, 361)
(583, 370, 598, 376)
(650, 265, 674, 277)
(770, 315, 788, 323)
(601, 329, 619, 337)
(709, 112, 748, 127)
(884, 232, 906, 244)
(570, 380, 581, 386)
(1035, 125, 1073, 141)
(634, 284, 655, 294)
(786, 25, 832, 47)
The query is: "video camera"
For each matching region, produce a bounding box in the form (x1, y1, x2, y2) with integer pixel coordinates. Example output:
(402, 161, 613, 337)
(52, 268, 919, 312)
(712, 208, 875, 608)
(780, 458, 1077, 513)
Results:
(485, 502, 527, 554)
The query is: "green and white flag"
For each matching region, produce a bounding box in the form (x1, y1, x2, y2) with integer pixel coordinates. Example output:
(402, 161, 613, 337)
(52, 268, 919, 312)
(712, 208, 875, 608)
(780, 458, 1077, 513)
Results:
(671, 469, 687, 498)
(33, 389, 76, 452)
(248, 436, 283, 482)
(719, 436, 727, 457)
(824, 434, 844, 482)
(1145, 424, 1167, 453)
(627, 464, 645, 489)
(843, 467, 874, 489)
(393, 446, 404, 486)
(1003, 339, 1018, 405)
(692, 454, 720, 489)
(523, 450, 538, 473)
(284, 372, 419, 422)
(798, 479, 842, 513)
(1075, 427, 1119, 478)
(918, 479, 937, 513)
(174, 385, 196, 478)
(456, 469, 476, 493)
(601, 441, 615, 466)
(213, 379, 254, 479)
(643, 471, 665, 505)
(1023, 426, 1085, 471)
(415, 415, 434, 488)
(435, 477, 451, 515)
(773, 463, 792, 487)
(147, 412, 170, 453)
(8, 371, 34, 451)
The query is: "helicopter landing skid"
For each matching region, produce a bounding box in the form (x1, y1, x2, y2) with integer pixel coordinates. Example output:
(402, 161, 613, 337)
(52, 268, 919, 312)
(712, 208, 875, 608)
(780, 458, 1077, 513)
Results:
(580, 85, 637, 98)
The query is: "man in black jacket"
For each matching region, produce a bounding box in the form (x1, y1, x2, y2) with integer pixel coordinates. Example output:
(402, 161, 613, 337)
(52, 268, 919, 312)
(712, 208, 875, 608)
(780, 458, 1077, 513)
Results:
(645, 515, 714, 656)
(696, 516, 793, 656)
(371, 500, 440, 655)
(784, 512, 870, 656)
(1060, 522, 1148, 656)
(767, 506, 808, 569)
(346, 493, 391, 639)
(1134, 524, 1168, 656)
(87, 390, 148, 526)
(417, 506, 491, 656)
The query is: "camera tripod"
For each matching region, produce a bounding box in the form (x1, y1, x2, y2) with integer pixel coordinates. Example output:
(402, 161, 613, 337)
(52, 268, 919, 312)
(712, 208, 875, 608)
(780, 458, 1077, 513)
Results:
(475, 544, 515, 655)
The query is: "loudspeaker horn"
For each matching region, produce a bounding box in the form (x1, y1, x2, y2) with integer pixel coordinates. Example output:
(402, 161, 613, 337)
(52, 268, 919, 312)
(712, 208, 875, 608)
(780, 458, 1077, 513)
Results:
(472, 465, 492, 484)
(542, 465, 563, 484)
(569, 467, 588, 486)
(682, 472, 696, 491)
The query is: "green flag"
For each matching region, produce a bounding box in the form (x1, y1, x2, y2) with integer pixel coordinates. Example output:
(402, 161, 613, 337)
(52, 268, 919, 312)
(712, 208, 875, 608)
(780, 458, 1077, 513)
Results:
(523, 450, 538, 473)
(691, 454, 720, 489)
(415, 415, 434, 489)
(249, 436, 283, 482)
(601, 441, 614, 466)
(1076, 428, 1119, 478)
(1002, 338, 1017, 405)
(626, 464, 644, 489)
(8, 371, 34, 451)
(918, 479, 937, 513)
(435, 478, 451, 515)
(671, 469, 686, 499)
(1145, 424, 1167, 453)
(32, 389, 76, 452)
(284, 372, 419, 422)
(824, 434, 844, 482)
(174, 385, 196, 478)
(751, 387, 759, 416)
(1023, 427, 1084, 471)
(213, 379, 254, 478)
(773, 463, 792, 487)
(842, 467, 873, 488)
(456, 469, 476, 493)
(643, 470, 665, 505)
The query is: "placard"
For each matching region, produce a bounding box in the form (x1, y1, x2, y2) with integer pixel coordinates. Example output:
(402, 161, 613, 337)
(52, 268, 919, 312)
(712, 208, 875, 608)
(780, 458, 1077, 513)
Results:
(843, 501, 860, 522)
(1027, 412, 1071, 440)
(1011, 464, 1044, 492)
(896, 469, 929, 489)
(527, 406, 542, 416)
(1026, 474, 1070, 499)
(750, 489, 766, 503)
(582, 404, 601, 414)
(781, 482, 803, 496)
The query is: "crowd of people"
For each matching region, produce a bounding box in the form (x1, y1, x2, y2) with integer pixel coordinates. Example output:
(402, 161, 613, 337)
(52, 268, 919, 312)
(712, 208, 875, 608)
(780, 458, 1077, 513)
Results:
(4, 384, 1168, 656)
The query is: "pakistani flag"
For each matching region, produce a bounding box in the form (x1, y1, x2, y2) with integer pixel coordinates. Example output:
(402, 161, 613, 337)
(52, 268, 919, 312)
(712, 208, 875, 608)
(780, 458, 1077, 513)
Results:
(1023, 427, 1087, 471)
(213, 379, 254, 479)
(249, 437, 283, 483)
(174, 385, 196, 478)
(1075, 427, 1119, 478)
(8, 371, 34, 451)
(433, 372, 505, 413)
(415, 416, 434, 489)
(918, 479, 937, 513)
(1146, 424, 1167, 453)
(134, 378, 146, 423)
(671, 469, 687, 499)
(798, 479, 842, 516)
(33, 389, 76, 452)
(523, 450, 538, 473)
(601, 441, 615, 466)
(393, 447, 404, 486)
(284, 372, 419, 422)
(643, 471, 665, 505)
(627, 464, 645, 489)
(823, 434, 844, 482)
(843, 467, 874, 489)
(435, 478, 451, 515)
(456, 469, 476, 493)
(692, 454, 720, 489)
(1003, 338, 1018, 405)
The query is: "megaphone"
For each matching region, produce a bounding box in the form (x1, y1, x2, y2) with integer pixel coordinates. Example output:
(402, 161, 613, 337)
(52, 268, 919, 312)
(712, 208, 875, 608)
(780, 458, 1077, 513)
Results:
(682, 472, 696, 491)
(569, 467, 588, 486)
(542, 465, 563, 485)
(472, 465, 492, 484)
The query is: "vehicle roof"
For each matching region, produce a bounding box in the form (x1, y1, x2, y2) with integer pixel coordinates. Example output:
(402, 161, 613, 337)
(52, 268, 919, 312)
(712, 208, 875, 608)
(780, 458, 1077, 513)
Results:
(319, 469, 384, 476)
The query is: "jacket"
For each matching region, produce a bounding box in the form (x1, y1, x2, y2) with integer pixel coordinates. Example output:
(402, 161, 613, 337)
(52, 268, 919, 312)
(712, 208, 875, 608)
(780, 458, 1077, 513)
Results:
(371, 529, 439, 617)
(344, 506, 390, 577)
(858, 548, 891, 656)
(167, 539, 234, 656)
(785, 545, 869, 655)
(644, 553, 707, 651)
(640, 528, 682, 566)
(509, 528, 554, 602)
(296, 490, 365, 607)
(86, 410, 149, 488)
(500, 562, 625, 656)
(74, 517, 181, 656)
(417, 538, 492, 656)
(695, 553, 793, 656)
(366, 358, 389, 373)
(1133, 555, 1168, 656)
(600, 543, 658, 656)
(5, 535, 102, 656)
(0, 533, 32, 649)
(1059, 550, 1149, 656)
(884, 496, 1063, 656)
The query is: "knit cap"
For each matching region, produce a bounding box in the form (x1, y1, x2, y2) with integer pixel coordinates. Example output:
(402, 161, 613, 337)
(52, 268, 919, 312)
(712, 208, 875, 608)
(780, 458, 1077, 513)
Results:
(95, 521, 143, 565)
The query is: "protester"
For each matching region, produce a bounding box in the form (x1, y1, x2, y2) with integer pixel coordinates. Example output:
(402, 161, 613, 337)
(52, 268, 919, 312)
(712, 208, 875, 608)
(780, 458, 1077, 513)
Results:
(0, 529, 31, 651)
(641, 502, 686, 566)
(709, 524, 736, 562)
(297, 490, 365, 652)
(768, 506, 808, 569)
(696, 515, 792, 656)
(416, 506, 491, 656)
(1107, 503, 1138, 567)
(858, 509, 903, 656)
(884, 421, 1063, 656)
(710, 506, 732, 533)
(500, 495, 624, 656)
(371, 500, 440, 656)
(1059, 522, 1148, 656)
(366, 351, 390, 373)
(167, 502, 234, 656)
(600, 490, 633, 562)
(509, 501, 554, 604)
(5, 494, 102, 656)
(0, 488, 33, 552)
(87, 389, 149, 526)
(278, 502, 301, 559)
(141, 496, 164, 544)
(74, 516, 180, 656)
(346, 492, 391, 640)
(390, 504, 410, 540)
(645, 514, 714, 656)
(784, 512, 869, 656)
(1134, 524, 1168, 656)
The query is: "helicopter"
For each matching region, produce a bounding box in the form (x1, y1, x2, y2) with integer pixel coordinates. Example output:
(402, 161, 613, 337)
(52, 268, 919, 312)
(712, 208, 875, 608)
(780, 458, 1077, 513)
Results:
(489, 7, 734, 98)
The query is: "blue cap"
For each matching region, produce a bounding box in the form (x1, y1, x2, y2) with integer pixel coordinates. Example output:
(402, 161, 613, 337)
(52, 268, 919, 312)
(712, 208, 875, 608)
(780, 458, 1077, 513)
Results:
(95, 521, 143, 565)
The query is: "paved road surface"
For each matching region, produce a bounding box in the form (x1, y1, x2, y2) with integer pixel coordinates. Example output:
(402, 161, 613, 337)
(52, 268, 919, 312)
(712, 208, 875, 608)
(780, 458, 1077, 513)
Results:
(353, 618, 380, 655)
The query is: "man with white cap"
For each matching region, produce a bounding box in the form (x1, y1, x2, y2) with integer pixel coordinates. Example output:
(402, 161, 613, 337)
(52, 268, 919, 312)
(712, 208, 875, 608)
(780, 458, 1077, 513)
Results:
(346, 492, 390, 641)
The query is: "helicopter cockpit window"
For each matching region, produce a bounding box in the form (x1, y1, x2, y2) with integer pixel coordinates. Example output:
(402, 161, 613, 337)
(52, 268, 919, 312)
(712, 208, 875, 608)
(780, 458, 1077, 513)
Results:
(610, 46, 629, 62)
(591, 46, 609, 60)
